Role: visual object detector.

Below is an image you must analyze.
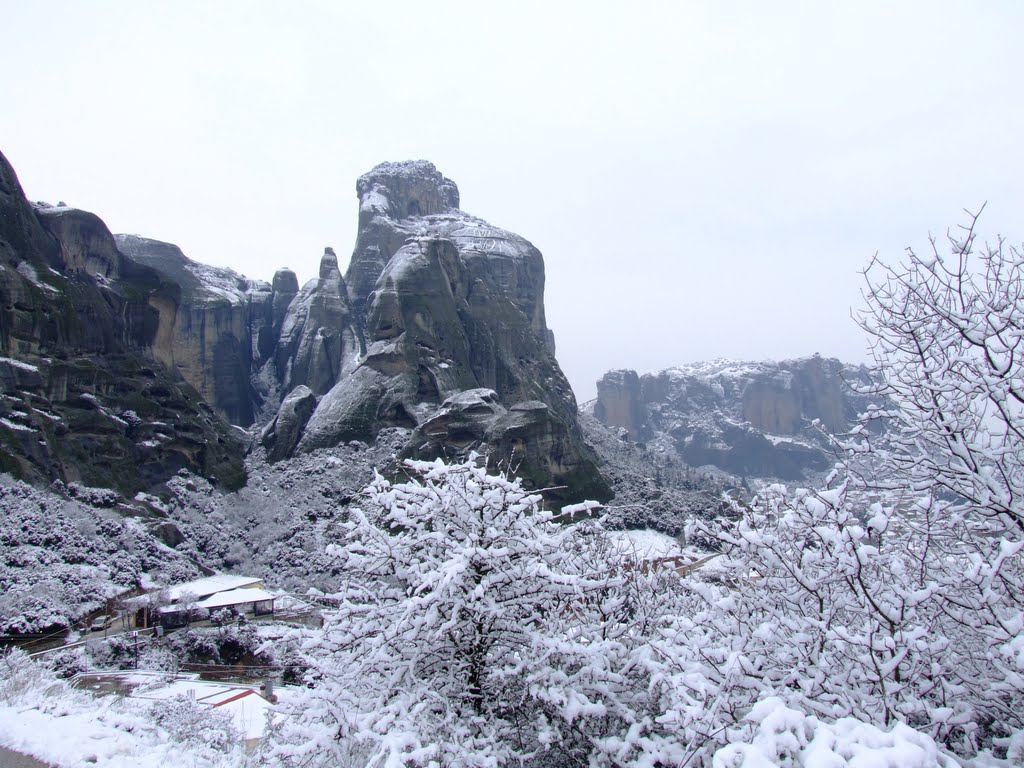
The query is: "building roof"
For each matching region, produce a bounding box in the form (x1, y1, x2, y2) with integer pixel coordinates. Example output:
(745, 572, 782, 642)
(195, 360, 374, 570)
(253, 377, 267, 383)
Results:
(208, 689, 275, 741)
(162, 574, 264, 603)
(195, 587, 276, 610)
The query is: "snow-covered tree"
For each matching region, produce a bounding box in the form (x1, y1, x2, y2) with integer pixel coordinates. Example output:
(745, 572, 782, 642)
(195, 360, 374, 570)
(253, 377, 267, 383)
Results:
(670, 213, 1024, 760)
(847, 210, 1024, 743)
(852, 206, 1024, 533)
(272, 457, 621, 767)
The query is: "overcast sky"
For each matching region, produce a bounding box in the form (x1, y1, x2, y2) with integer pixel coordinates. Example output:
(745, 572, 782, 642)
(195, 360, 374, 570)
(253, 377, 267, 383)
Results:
(2, 2, 1022, 400)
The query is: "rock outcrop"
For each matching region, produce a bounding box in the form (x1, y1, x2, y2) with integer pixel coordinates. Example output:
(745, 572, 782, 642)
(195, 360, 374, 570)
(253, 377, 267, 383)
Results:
(260, 384, 316, 462)
(273, 247, 360, 397)
(279, 161, 607, 503)
(247, 161, 606, 502)
(592, 356, 873, 481)
(114, 234, 276, 427)
(593, 369, 647, 442)
(0, 149, 245, 494)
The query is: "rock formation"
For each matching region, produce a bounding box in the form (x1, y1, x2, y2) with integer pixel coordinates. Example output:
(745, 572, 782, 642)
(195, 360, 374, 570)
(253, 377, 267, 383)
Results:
(0, 149, 245, 494)
(273, 247, 360, 398)
(593, 369, 647, 442)
(592, 356, 874, 481)
(277, 160, 607, 503)
(114, 234, 276, 427)
(0, 149, 608, 503)
(260, 384, 316, 462)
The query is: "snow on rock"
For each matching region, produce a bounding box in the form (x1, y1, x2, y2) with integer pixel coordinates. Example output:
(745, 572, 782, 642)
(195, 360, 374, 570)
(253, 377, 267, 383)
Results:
(0, 356, 39, 373)
(592, 355, 876, 485)
(0, 417, 34, 432)
(115, 234, 269, 309)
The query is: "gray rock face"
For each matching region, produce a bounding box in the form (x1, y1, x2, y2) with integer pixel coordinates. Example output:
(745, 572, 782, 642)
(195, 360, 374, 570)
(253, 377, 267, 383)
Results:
(346, 161, 458, 326)
(284, 160, 607, 502)
(114, 234, 274, 426)
(35, 205, 127, 280)
(260, 384, 316, 462)
(271, 268, 299, 337)
(593, 356, 874, 481)
(593, 369, 647, 441)
(274, 248, 360, 397)
(403, 389, 609, 505)
(0, 149, 245, 494)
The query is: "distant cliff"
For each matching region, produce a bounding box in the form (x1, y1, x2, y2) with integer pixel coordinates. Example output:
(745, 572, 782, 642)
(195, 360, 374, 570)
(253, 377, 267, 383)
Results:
(592, 356, 874, 481)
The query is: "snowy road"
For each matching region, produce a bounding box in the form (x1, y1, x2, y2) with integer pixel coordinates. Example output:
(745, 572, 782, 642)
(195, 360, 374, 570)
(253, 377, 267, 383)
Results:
(0, 746, 52, 768)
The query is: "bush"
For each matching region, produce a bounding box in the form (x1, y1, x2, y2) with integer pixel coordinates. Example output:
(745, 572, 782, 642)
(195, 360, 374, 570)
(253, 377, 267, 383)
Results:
(150, 694, 241, 753)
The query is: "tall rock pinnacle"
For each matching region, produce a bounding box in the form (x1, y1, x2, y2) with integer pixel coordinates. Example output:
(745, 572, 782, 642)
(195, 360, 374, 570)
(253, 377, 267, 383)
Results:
(270, 160, 609, 503)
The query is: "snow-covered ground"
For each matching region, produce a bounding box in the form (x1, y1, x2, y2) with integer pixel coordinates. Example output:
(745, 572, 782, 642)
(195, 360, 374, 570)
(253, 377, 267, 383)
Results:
(0, 653, 281, 767)
(606, 528, 683, 560)
(605, 528, 724, 574)
(3, 628, 1015, 767)
(0, 660, 230, 767)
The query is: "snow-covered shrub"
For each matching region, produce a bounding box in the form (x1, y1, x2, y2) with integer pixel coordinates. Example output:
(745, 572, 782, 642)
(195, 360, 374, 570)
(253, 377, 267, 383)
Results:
(49, 645, 91, 679)
(150, 694, 241, 753)
(680, 483, 1013, 746)
(120, 409, 143, 429)
(159, 623, 273, 669)
(844, 215, 1024, 748)
(0, 648, 53, 705)
(0, 648, 86, 713)
(711, 697, 958, 767)
(138, 643, 180, 674)
(66, 482, 121, 508)
(86, 634, 137, 670)
(210, 607, 236, 626)
(0, 475, 202, 633)
(666, 217, 1024, 761)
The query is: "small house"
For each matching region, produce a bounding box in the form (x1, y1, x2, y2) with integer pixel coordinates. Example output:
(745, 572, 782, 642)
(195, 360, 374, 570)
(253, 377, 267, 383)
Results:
(145, 574, 275, 628)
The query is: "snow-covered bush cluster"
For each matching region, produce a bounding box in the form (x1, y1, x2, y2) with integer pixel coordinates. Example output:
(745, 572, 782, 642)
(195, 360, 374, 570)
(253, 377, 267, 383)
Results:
(150, 694, 241, 753)
(269, 457, 999, 767)
(0, 647, 64, 708)
(711, 697, 961, 767)
(0, 477, 202, 633)
(158, 431, 410, 593)
(161, 622, 275, 669)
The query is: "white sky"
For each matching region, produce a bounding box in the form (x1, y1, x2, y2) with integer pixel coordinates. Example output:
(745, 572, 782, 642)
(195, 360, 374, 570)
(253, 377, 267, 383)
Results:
(2, 1, 1022, 401)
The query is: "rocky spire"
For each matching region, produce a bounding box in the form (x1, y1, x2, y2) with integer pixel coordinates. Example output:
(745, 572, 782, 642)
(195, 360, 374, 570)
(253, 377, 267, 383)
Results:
(319, 247, 340, 279)
(274, 247, 359, 397)
(271, 268, 299, 338)
(291, 160, 610, 503)
(356, 160, 460, 222)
